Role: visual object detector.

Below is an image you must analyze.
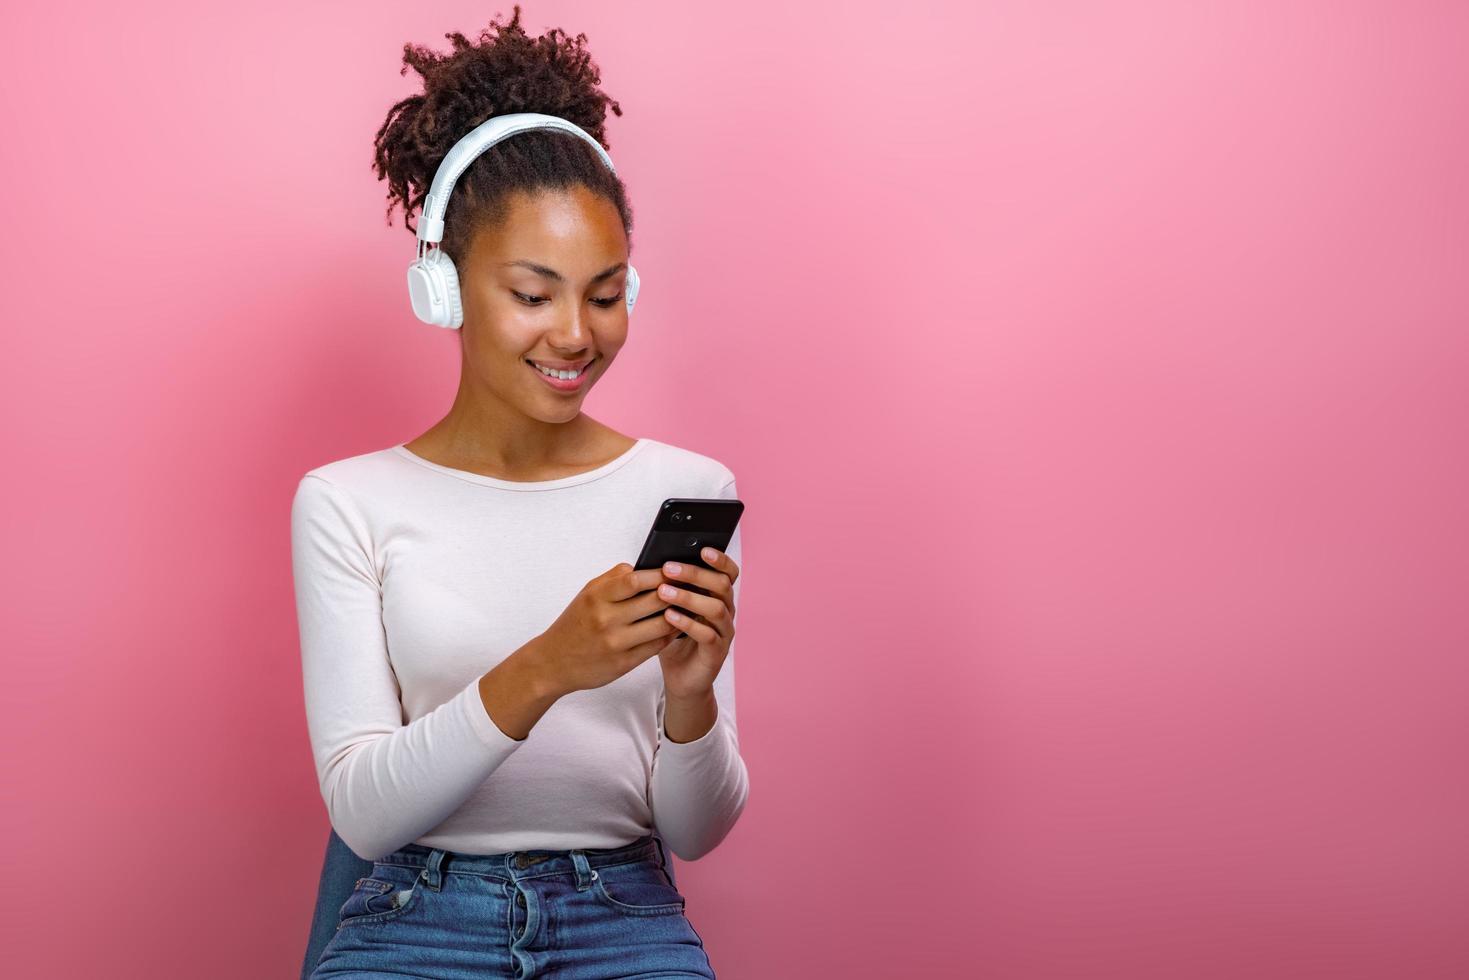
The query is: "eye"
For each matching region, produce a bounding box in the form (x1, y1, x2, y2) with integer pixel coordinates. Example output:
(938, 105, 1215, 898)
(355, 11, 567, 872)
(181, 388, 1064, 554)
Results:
(513, 291, 623, 308)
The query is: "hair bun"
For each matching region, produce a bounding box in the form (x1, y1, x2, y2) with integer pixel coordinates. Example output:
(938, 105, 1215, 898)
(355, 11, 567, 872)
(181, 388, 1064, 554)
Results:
(371, 4, 633, 262)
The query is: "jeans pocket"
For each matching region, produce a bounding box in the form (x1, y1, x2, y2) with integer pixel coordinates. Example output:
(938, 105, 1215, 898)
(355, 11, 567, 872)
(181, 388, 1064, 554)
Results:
(336, 867, 422, 929)
(590, 860, 688, 917)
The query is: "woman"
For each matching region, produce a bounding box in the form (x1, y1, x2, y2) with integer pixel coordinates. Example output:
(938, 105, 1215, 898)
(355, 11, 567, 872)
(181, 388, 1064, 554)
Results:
(292, 9, 749, 977)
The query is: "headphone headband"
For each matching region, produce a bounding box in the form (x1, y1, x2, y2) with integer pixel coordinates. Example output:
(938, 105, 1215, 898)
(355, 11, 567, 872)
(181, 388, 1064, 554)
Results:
(406, 110, 638, 329)
(417, 112, 617, 246)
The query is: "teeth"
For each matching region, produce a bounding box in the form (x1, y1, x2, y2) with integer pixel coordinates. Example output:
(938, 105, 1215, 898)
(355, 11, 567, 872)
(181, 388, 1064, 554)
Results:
(531, 360, 588, 380)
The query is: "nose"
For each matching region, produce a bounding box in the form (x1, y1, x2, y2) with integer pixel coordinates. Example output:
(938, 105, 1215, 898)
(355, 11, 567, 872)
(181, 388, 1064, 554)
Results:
(546, 301, 594, 352)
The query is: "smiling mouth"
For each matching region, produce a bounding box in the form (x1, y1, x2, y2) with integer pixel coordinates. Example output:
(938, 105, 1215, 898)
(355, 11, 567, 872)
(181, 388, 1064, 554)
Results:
(525, 355, 597, 382)
(525, 354, 599, 387)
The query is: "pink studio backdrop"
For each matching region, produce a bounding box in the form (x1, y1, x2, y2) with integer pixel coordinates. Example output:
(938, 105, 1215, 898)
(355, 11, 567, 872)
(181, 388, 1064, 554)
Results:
(2, 2, 1465, 977)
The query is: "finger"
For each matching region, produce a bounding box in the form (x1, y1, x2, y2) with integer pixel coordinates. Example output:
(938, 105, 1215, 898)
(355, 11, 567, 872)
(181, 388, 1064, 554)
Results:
(614, 611, 684, 653)
(696, 547, 739, 586)
(657, 582, 729, 632)
(663, 606, 720, 644)
(615, 586, 679, 626)
(627, 627, 684, 665)
(603, 563, 669, 601)
(659, 561, 734, 622)
(659, 559, 732, 599)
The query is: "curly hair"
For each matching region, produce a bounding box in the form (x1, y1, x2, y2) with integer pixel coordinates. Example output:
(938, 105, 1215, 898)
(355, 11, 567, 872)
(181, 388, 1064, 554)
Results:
(371, 5, 634, 268)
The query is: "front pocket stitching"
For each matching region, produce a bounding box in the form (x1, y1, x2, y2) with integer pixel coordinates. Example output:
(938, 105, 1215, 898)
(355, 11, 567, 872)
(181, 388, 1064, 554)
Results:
(592, 875, 686, 916)
(337, 877, 420, 930)
(352, 877, 393, 893)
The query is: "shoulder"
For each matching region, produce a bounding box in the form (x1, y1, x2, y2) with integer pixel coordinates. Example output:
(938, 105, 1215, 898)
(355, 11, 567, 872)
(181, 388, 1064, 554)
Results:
(299, 444, 402, 487)
(293, 444, 409, 519)
(637, 437, 737, 494)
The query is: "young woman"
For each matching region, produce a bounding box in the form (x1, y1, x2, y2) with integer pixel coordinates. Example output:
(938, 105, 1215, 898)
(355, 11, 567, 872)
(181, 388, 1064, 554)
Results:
(292, 9, 749, 977)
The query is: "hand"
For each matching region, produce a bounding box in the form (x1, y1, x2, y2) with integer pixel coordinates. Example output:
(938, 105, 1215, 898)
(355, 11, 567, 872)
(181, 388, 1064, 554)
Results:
(535, 562, 683, 696)
(653, 547, 740, 700)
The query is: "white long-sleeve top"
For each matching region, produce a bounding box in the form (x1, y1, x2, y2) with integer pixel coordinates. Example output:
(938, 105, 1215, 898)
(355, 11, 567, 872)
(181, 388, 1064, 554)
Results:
(289, 437, 749, 862)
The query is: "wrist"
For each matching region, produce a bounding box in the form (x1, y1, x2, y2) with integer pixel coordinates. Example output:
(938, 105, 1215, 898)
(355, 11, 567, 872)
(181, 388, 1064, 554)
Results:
(508, 636, 568, 704)
(476, 637, 566, 743)
(662, 687, 718, 743)
(665, 686, 716, 706)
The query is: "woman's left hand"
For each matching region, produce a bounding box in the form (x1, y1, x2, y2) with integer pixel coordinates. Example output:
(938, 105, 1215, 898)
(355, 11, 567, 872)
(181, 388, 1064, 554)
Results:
(654, 547, 739, 700)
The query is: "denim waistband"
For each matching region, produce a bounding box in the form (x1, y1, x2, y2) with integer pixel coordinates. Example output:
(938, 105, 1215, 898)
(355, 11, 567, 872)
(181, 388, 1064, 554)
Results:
(373, 832, 667, 885)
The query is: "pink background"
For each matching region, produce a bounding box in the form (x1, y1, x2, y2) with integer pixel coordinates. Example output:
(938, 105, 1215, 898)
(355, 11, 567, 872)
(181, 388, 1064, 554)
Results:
(3, 1, 1466, 977)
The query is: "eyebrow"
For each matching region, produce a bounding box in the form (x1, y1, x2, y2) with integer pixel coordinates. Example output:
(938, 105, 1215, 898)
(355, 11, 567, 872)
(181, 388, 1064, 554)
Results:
(500, 259, 626, 283)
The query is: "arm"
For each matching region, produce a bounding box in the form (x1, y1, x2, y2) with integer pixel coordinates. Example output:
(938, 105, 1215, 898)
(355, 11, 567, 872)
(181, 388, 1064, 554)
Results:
(291, 475, 534, 860)
(648, 476, 751, 861)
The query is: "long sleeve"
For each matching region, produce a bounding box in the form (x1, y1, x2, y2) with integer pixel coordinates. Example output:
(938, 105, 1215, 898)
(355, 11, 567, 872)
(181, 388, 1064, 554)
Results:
(291, 474, 526, 860)
(649, 476, 751, 860)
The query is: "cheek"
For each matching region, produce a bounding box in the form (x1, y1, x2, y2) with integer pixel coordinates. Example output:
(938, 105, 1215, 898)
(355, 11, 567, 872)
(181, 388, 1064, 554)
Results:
(461, 317, 532, 355)
(597, 328, 630, 355)
(459, 333, 525, 384)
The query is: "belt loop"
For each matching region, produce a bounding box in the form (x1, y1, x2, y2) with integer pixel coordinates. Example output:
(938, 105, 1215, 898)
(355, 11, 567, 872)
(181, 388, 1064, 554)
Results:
(420, 847, 447, 891)
(569, 849, 594, 891)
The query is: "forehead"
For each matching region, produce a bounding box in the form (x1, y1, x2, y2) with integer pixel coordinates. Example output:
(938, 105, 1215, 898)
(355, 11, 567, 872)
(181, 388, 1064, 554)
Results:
(472, 186, 625, 263)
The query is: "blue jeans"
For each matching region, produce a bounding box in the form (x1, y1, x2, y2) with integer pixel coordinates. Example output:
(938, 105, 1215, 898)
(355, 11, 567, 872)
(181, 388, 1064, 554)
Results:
(302, 829, 373, 979)
(303, 829, 713, 979)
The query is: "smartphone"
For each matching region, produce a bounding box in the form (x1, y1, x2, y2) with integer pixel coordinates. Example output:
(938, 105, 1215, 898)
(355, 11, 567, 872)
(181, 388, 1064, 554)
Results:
(633, 496, 744, 636)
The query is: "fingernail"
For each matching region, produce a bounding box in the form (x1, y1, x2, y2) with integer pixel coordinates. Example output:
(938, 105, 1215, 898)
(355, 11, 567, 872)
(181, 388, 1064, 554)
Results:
(664, 562, 681, 575)
(702, 547, 718, 561)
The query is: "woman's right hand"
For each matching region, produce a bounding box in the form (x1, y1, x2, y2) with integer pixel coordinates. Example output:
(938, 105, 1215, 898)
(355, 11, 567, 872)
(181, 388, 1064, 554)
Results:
(534, 562, 681, 696)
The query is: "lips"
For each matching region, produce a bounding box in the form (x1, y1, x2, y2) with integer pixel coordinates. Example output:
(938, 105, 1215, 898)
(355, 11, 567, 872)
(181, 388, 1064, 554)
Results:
(525, 355, 596, 391)
(526, 356, 595, 373)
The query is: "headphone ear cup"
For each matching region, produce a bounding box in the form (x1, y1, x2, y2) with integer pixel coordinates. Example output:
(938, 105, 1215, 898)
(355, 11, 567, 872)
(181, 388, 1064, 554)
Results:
(406, 249, 465, 329)
(438, 252, 464, 329)
(625, 264, 640, 316)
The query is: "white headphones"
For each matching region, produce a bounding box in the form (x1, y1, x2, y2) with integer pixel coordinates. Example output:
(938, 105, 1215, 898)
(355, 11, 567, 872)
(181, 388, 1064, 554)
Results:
(406, 111, 641, 329)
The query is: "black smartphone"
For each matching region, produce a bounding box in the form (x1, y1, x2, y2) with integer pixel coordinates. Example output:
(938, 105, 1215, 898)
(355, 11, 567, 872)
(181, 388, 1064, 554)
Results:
(632, 496, 744, 636)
